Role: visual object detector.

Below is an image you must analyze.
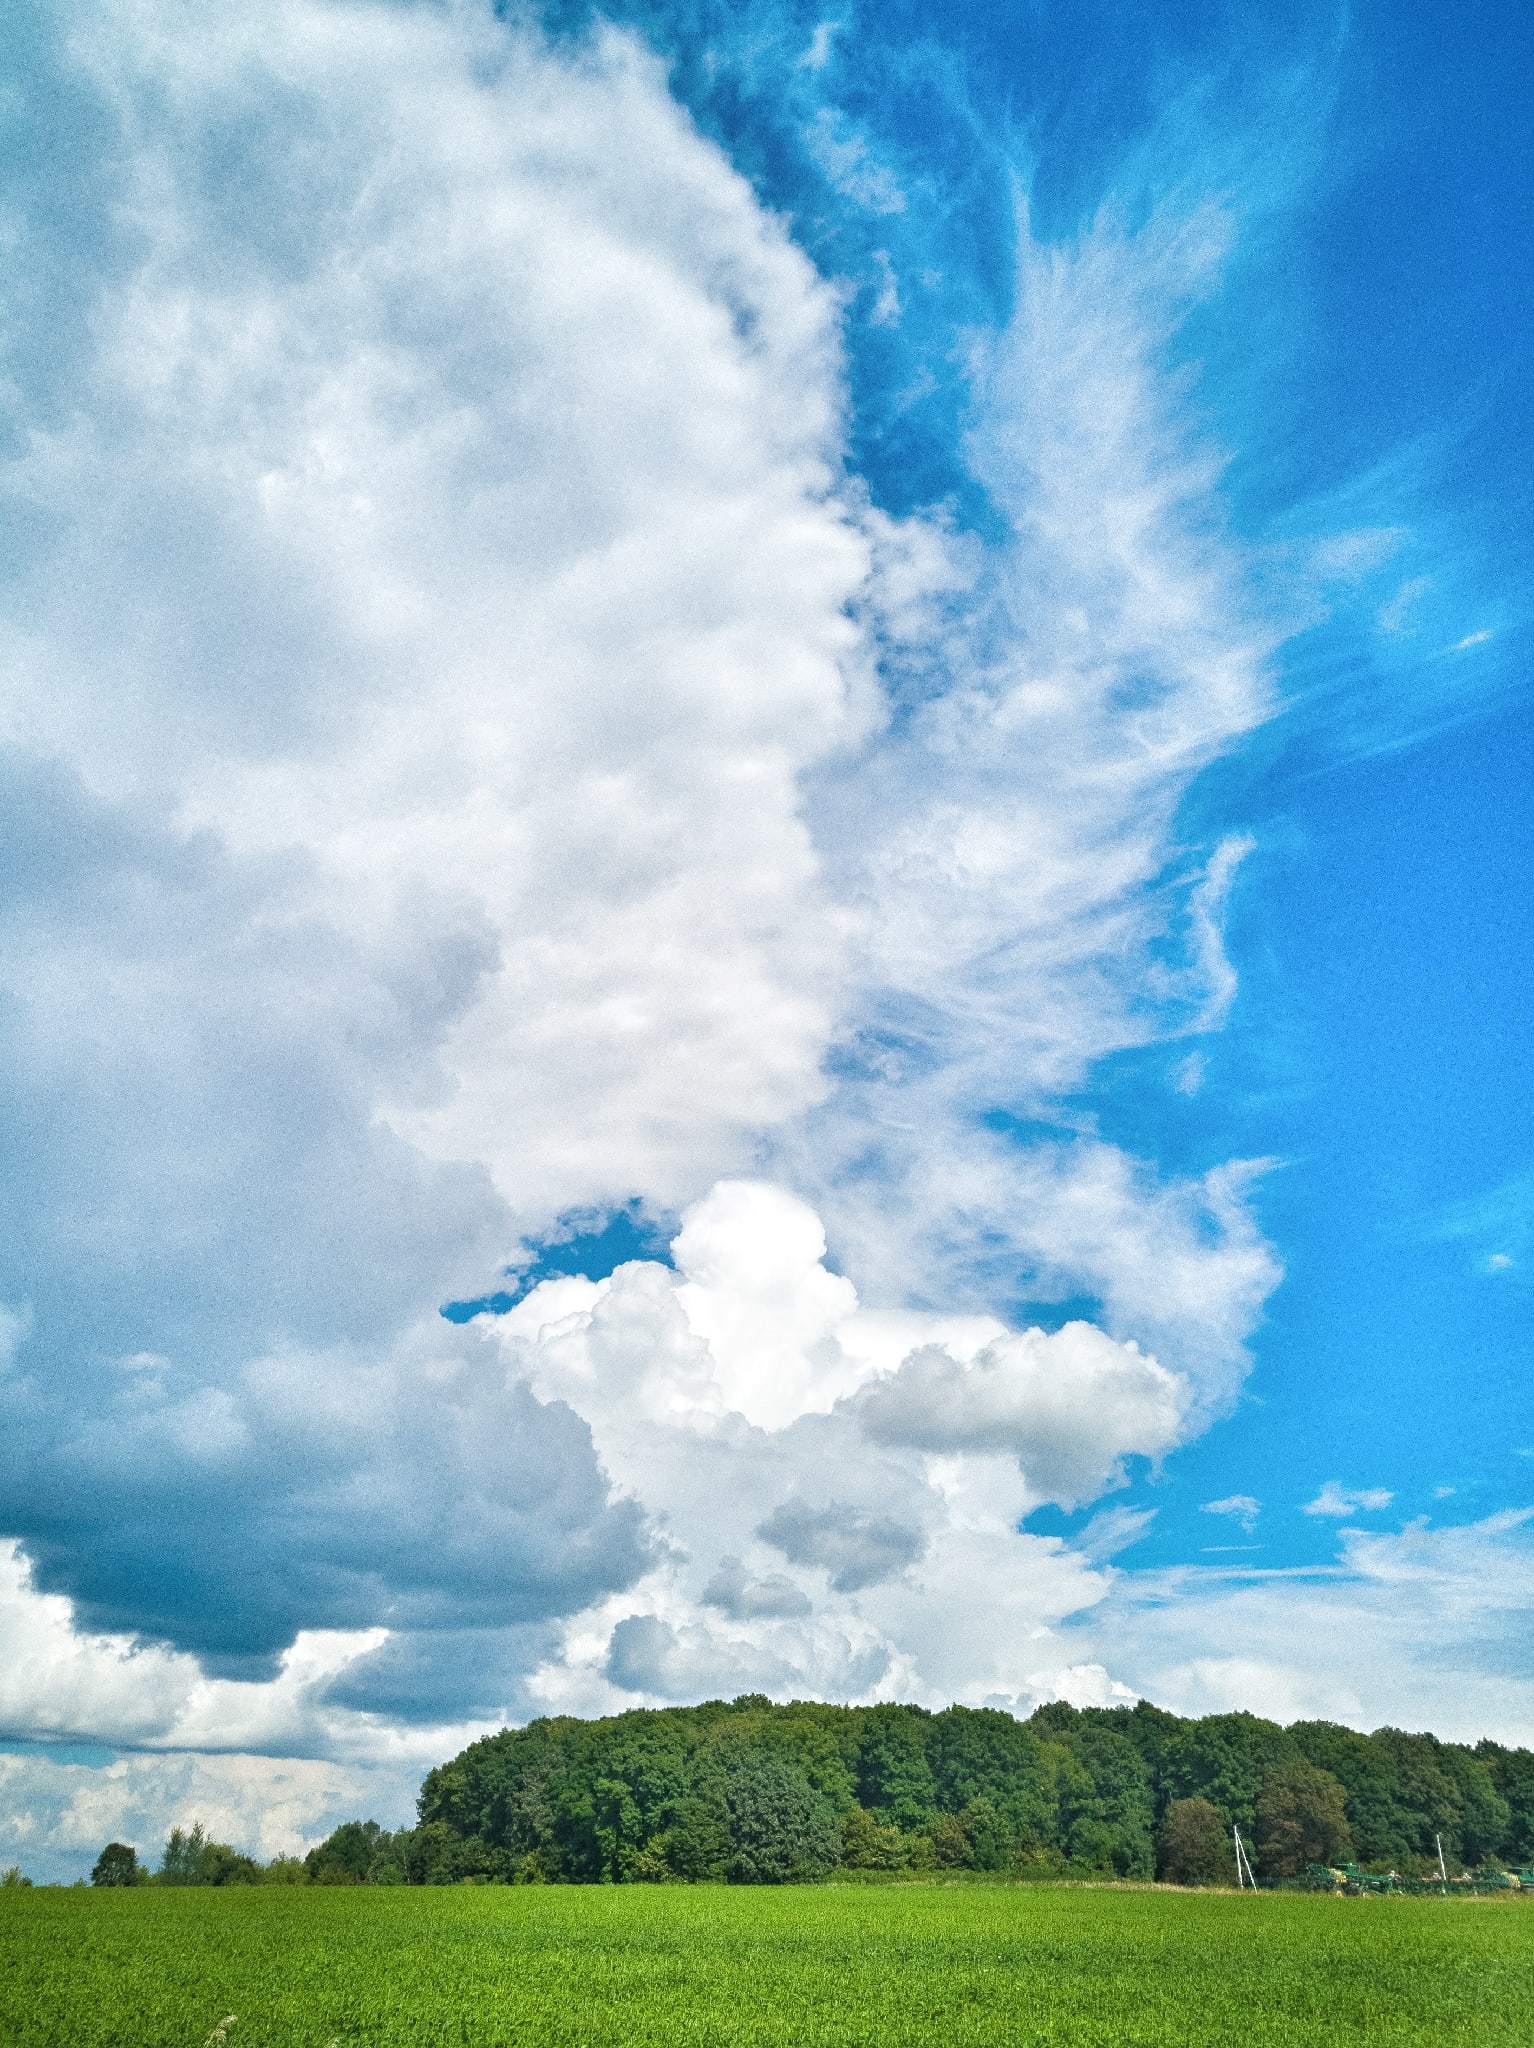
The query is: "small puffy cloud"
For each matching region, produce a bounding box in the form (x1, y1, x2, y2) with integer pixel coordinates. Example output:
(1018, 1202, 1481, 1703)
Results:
(1202, 1493, 1261, 1533)
(851, 1323, 1189, 1507)
(757, 1499, 925, 1593)
(799, 21, 840, 72)
(1303, 1482, 1394, 1519)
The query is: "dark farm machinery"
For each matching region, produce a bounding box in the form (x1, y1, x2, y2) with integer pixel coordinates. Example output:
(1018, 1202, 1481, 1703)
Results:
(1303, 1862, 1534, 1897)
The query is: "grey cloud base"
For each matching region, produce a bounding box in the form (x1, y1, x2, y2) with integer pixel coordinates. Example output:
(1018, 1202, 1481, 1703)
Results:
(0, 1334, 651, 1681)
(757, 1499, 926, 1593)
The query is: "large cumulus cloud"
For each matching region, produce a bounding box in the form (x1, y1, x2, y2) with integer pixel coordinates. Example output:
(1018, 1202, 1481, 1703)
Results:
(0, 0, 876, 1696)
(484, 1180, 1187, 1720)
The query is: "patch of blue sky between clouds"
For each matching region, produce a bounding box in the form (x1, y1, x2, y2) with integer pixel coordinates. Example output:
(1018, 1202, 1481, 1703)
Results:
(442, 1201, 675, 1320)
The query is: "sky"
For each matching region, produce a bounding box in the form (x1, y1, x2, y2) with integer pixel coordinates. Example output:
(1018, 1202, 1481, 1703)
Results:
(0, 0, 1529, 1881)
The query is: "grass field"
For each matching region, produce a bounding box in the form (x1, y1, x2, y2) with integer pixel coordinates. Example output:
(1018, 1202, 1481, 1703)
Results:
(3, 1882, 1530, 2048)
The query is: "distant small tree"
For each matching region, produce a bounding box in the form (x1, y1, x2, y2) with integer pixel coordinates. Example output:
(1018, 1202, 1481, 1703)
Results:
(1256, 1759, 1352, 1879)
(928, 1811, 972, 1869)
(262, 1857, 309, 1885)
(159, 1823, 205, 1885)
(1, 1866, 31, 1888)
(198, 1841, 261, 1886)
(1157, 1797, 1229, 1885)
(304, 1820, 400, 1886)
(91, 1843, 140, 1888)
(157, 1823, 257, 1886)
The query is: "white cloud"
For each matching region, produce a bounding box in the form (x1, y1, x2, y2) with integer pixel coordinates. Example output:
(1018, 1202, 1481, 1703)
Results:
(1202, 1493, 1261, 1533)
(20, 0, 875, 1230)
(0, 0, 894, 1708)
(852, 1324, 1188, 1507)
(0, 1747, 414, 1886)
(1093, 1511, 1534, 1745)
(800, 21, 841, 73)
(487, 1181, 1192, 1717)
(806, 107, 907, 215)
(1303, 1482, 1395, 1518)
(789, 191, 1284, 1389)
(0, 1539, 489, 1765)
(1074, 1505, 1158, 1561)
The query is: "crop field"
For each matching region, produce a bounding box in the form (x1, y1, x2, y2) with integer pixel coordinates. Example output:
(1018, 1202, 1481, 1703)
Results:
(3, 1882, 1530, 2048)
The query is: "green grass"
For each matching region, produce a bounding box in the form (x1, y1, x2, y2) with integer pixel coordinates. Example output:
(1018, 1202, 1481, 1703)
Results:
(3, 1882, 1529, 2047)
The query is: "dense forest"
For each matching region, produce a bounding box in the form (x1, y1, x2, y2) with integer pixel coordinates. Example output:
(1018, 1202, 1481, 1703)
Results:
(405, 1697, 1534, 1886)
(84, 1695, 1534, 1890)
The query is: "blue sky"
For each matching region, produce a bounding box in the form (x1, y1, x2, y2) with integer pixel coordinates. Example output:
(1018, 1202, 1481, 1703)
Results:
(0, 0, 1528, 1878)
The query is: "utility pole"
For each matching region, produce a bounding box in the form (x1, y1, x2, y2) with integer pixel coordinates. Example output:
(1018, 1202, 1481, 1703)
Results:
(1436, 1833, 1449, 1893)
(1233, 1826, 1256, 1891)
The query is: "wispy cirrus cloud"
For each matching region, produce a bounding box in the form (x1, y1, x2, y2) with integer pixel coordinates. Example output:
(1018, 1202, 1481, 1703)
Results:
(1095, 1510, 1534, 1741)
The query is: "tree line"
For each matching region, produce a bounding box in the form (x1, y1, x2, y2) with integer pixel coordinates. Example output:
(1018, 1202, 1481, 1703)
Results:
(85, 1820, 415, 1890)
(83, 1695, 1534, 1890)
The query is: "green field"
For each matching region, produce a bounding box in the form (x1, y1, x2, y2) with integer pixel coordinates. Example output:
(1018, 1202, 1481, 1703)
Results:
(3, 1882, 1529, 2048)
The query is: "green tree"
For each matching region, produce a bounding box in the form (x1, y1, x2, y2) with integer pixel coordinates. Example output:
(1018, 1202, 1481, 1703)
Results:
(1, 1866, 31, 1887)
(841, 1804, 907, 1870)
(966, 1795, 1019, 1871)
(719, 1752, 840, 1884)
(1442, 1746, 1510, 1867)
(1061, 1727, 1155, 1878)
(1255, 1758, 1352, 1878)
(1289, 1720, 1422, 1867)
(854, 1705, 936, 1835)
(159, 1823, 206, 1885)
(929, 1707, 1055, 1858)
(408, 1694, 1532, 1889)
(156, 1822, 259, 1886)
(198, 1841, 261, 1886)
(305, 1820, 399, 1885)
(90, 1842, 140, 1888)
(1163, 1713, 1293, 1838)
(1476, 1741, 1534, 1862)
(1157, 1798, 1229, 1885)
